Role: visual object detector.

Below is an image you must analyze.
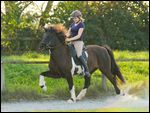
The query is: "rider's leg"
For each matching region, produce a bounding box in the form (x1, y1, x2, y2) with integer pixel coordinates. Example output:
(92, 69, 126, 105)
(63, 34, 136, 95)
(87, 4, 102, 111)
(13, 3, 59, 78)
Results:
(78, 55, 90, 77)
(72, 41, 84, 58)
(72, 41, 90, 77)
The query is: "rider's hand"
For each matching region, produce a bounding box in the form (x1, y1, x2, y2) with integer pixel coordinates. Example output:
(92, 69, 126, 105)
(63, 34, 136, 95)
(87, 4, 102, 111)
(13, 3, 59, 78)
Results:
(65, 33, 70, 38)
(65, 38, 71, 42)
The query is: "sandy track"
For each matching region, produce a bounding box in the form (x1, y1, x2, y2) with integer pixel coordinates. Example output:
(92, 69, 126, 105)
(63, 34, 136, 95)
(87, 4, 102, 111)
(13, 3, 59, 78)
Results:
(1, 93, 149, 112)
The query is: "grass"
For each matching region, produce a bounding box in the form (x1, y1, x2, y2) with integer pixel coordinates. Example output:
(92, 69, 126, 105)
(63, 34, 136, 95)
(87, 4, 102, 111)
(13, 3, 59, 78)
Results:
(1, 51, 50, 61)
(113, 50, 149, 59)
(1, 50, 149, 102)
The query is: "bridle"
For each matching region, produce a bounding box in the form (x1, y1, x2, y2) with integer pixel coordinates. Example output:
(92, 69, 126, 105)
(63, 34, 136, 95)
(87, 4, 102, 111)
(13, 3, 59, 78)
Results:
(40, 36, 70, 76)
(45, 35, 70, 52)
(45, 40, 67, 51)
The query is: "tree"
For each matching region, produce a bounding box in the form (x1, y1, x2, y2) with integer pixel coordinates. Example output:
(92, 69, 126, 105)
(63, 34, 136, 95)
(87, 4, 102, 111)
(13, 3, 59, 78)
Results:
(1, 1, 34, 53)
(38, 1, 53, 29)
(1, 1, 149, 54)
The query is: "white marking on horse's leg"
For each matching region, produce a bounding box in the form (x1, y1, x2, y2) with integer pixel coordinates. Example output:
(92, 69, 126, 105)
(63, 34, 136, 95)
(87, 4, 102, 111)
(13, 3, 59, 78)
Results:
(76, 88, 87, 101)
(39, 75, 45, 86)
(71, 57, 83, 75)
(39, 75, 47, 91)
(70, 86, 76, 100)
(67, 86, 76, 103)
(77, 66, 83, 74)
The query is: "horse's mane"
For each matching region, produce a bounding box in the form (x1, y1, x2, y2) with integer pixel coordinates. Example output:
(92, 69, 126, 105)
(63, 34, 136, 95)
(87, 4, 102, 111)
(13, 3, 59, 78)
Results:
(44, 24, 68, 37)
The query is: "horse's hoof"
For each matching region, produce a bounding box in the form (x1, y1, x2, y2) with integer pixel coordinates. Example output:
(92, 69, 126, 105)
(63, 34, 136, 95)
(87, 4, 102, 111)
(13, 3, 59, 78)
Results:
(76, 98, 81, 101)
(76, 88, 87, 101)
(76, 96, 82, 101)
(120, 90, 126, 96)
(67, 98, 76, 103)
(116, 89, 120, 94)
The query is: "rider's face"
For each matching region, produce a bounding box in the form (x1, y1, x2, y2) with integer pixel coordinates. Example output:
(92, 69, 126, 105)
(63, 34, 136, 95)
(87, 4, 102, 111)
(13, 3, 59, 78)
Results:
(73, 17, 80, 23)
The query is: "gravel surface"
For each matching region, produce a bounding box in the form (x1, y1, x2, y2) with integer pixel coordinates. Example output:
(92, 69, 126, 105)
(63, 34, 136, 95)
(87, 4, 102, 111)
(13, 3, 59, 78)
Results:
(1, 93, 149, 112)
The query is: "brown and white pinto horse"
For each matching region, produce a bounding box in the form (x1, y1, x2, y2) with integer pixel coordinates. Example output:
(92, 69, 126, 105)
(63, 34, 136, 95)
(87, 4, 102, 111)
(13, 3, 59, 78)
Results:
(39, 24, 125, 103)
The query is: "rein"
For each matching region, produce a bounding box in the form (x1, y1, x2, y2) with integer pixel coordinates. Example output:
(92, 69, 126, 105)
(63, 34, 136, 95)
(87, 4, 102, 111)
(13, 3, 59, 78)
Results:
(49, 49, 63, 77)
(46, 34, 69, 50)
(46, 41, 67, 50)
(44, 36, 70, 76)
(47, 40, 69, 77)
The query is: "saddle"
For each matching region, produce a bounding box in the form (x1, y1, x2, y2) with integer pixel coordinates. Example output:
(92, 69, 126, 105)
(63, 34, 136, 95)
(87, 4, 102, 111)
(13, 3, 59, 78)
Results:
(67, 44, 88, 66)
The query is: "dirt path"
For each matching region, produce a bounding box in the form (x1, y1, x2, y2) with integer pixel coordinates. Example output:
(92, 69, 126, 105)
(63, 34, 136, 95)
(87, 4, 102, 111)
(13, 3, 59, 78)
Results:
(1, 93, 149, 112)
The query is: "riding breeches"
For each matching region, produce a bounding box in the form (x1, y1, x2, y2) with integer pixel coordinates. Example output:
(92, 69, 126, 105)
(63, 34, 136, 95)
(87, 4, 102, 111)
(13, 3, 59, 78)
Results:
(72, 41, 84, 58)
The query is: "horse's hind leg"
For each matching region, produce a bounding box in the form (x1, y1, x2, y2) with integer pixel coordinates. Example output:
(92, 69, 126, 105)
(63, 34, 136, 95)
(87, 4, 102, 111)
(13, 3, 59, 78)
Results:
(102, 74, 107, 91)
(102, 71, 120, 94)
(76, 76, 91, 100)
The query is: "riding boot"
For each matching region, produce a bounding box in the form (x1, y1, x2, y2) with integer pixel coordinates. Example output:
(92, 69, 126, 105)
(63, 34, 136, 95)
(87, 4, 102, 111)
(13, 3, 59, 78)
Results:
(79, 55, 90, 77)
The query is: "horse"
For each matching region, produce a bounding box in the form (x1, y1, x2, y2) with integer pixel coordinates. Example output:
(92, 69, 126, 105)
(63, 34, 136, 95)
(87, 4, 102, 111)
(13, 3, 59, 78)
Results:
(39, 24, 126, 103)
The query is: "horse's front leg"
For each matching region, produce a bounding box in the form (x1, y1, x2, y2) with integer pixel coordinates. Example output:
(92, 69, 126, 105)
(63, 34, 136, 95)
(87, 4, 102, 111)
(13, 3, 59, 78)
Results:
(76, 76, 91, 101)
(66, 74, 76, 103)
(39, 70, 61, 92)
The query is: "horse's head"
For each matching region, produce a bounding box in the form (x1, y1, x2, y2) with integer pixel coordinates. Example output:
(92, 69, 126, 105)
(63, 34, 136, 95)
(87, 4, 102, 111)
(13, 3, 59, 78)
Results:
(39, 24, 67, 50)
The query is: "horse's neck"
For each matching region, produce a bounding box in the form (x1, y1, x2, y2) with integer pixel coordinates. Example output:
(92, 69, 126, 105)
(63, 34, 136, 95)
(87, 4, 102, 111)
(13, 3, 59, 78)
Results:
(50, 45, 70, 61)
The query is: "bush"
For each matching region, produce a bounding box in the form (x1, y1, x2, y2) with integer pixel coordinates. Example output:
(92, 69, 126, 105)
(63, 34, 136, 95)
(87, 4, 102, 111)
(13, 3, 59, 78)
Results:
(1, 1, 149, 54)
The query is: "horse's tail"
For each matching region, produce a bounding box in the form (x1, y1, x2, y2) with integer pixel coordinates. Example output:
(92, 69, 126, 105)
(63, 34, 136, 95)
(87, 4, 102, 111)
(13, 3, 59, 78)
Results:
(103, 45, 126, 84)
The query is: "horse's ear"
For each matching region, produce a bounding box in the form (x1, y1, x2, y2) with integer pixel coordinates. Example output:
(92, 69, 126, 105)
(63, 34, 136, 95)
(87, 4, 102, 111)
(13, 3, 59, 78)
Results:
(43, 25, 55, 33)
(43, 27, 48, 32)
(50, 27, 55, 32)
(43, 24, 52, 32)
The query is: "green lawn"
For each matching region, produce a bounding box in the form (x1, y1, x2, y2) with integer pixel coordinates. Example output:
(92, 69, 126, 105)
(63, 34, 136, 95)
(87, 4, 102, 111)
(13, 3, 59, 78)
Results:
(1, 51, 149, 101)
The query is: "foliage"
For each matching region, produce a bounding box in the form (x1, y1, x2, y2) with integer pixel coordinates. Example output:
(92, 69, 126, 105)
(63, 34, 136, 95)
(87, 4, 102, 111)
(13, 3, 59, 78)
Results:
(1, 1, 149, 54)
(1, 1, 42, 53)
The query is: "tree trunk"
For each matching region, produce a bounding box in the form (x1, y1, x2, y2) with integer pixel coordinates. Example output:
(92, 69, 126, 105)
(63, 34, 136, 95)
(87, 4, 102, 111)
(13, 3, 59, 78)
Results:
(38, 1, 53, 29)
